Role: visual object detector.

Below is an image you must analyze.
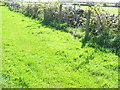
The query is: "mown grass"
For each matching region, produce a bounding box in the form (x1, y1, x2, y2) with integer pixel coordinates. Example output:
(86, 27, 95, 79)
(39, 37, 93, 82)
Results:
(2, 6, 118, 88)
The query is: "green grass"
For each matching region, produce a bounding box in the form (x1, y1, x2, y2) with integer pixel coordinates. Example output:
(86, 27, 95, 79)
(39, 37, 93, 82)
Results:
(66, 3, 118, 14)
(80, 6, 118, 14)
(102, 7, 118, 14)
(107, 4, 116, 6)
(2, 6, 118, 88)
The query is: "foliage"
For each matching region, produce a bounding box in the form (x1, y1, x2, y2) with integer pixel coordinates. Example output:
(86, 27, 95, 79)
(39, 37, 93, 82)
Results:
(88, 5, 118, 34)
(81, 5, 120, 53)
(103, 3, 107, 7)
(60, 23, 68, 29)
(86, 2, 95, 6)
(115, 3, 118, 6)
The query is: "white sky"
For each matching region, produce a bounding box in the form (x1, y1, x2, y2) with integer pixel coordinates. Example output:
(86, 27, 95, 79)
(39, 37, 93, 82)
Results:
(24, 0, 119, 3)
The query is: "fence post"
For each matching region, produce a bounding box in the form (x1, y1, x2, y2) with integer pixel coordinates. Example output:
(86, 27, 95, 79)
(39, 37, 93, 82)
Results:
(118, 1, 120, 31)
(59, 4, 62, 28)
(82, 10, 91, 47)
(43, 3, 47, 22)
(74, 4, 76, 10)
(21, 0, 23, 13)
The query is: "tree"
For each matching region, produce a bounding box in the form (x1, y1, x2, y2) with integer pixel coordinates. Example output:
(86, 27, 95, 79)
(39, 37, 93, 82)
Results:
(103, 3, 107, 7)
(115, 3, 118, 6)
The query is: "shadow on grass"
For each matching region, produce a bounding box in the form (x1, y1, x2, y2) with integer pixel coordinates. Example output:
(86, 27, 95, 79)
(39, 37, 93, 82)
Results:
(86, 33, 120, 57)
(0, 5, 5, 6)
(19, 12, 120, 57)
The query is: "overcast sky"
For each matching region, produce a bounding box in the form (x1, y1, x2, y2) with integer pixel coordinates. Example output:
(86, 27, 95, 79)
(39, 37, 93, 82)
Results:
(24, 0, 119, 3)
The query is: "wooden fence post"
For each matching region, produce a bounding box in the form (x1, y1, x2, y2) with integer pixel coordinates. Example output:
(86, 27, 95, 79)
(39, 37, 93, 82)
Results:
(74, 4, 76, 10)
(43, 3, 47, 22)
(21, 0, 23, 13)
(59, 4, 63, 28)
(82, 10, 91, 47)
(118, 1, 120, 31)
(28, 3, 30, 15)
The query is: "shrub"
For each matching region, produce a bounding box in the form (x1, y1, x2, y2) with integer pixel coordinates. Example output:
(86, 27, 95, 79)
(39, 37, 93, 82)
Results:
(103, 3, 107, 7)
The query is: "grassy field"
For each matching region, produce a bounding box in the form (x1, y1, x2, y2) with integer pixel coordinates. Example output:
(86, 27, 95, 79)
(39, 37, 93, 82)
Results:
(80, 6, 118, 14)
(66, 3, 118, 14)
(102, 7, 118, 14)
(2, 6, 118, 88)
